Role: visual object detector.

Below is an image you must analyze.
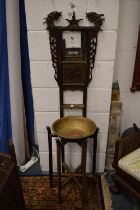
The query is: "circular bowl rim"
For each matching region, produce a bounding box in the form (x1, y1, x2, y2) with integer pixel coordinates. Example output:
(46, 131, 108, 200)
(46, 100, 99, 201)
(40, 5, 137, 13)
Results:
(52, 115, 96, 140)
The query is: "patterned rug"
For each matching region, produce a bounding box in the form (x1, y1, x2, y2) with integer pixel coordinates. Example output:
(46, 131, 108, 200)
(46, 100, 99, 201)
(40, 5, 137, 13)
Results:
(20, 174, 113, 210)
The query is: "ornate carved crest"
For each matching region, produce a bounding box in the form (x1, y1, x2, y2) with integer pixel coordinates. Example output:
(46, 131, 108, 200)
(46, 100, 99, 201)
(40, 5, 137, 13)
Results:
(43, 11, 104, 117)
(44, 11, 104, 31)
(43, 11, 104, 85)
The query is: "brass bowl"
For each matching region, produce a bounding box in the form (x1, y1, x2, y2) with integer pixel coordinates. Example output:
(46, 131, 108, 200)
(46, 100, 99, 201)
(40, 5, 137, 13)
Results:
(52, 116, 96, 140)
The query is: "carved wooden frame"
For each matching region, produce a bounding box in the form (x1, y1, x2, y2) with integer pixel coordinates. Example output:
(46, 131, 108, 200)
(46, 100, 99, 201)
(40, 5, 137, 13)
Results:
(43, 11, 104, 117)
(43, 11, 104, 86)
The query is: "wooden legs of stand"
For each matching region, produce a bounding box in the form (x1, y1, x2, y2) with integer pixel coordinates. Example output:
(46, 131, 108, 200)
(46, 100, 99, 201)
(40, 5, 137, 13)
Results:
(93, 128, 99, 173)
(47, 126, 58, 188)
(56, 138, 88, 206)
(56, 139, 62, 202)
(47, 126, 53, 188)
(47, 126, 99, 188)
(81, 139, 88, 206)
(47, 125, 66, 188)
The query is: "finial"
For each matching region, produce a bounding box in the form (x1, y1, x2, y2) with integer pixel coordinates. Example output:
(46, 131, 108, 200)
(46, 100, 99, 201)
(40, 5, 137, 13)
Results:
(65, 12, 83, 28)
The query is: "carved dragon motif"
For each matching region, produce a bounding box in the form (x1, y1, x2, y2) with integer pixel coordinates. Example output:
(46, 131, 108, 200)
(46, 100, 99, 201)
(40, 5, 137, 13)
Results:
(86, 12, 105, 31)
(43, 11, 62, 29)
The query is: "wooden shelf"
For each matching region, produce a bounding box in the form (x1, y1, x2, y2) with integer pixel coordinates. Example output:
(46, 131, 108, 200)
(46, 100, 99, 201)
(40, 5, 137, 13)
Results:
(61, 104, 85, 109)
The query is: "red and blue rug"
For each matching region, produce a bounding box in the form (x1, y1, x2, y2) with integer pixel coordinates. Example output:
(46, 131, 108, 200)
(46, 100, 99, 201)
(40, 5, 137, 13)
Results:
(20, 174, 113, 210)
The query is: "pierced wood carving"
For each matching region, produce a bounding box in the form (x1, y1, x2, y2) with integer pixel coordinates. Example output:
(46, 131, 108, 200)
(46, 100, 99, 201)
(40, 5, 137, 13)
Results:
(43, 11, 104, 86)
(65, 12, 83, 28)
(43, 11, 62, 29)
(86, 12, 104, 31)
(43, 11, 104, 117)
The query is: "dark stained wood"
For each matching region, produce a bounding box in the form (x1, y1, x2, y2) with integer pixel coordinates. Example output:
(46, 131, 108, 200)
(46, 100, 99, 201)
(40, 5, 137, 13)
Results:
(92, 128, 99, 173)
(56, 137, 88, 207)
(112, 129, 140, 201)
(46, 126, 57, 188)
(56, 138, 62, 203)
(44, 12, 101, 199)
(0, 140, 26, 210)
(44, 11, 104, 117)
(131, 26, 140, 92)
(47, 126, 99, 187)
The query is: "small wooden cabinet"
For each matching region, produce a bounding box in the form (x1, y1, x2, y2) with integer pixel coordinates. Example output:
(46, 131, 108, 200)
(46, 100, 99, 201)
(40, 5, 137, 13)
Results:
(0, 153, 25, 210)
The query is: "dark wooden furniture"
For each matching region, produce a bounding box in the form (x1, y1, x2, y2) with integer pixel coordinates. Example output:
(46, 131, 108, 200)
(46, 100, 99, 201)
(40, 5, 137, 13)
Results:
(0, 140, 25, 210)
(44, 11, 104, 117)
(54, 122, 98, 207)
(44, 11, 103, 190)
(47, 126, 99, 188)
(56, 137, 88, 205)
(131, 26, 140, 92)
(112, 128, 140, 201)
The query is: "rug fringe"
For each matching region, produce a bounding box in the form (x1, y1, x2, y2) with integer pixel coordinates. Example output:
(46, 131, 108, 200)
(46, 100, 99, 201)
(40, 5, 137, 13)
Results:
(101, 175, 113, 210)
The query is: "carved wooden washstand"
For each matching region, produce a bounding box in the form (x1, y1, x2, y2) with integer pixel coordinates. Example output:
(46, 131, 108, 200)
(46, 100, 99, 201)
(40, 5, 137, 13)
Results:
(43, 11, 104, 204)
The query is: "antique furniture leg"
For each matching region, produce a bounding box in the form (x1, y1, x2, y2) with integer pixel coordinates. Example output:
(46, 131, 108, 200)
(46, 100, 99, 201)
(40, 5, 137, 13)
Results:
(56, 138, 62, 203)
(81, 139, 88, 207)
(56, 138, 88, 206)
(93, 128, 99, 173)
(59, 88, 65, 173)
(47, 126, 53, 188)
(61, 139, 65, 173)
